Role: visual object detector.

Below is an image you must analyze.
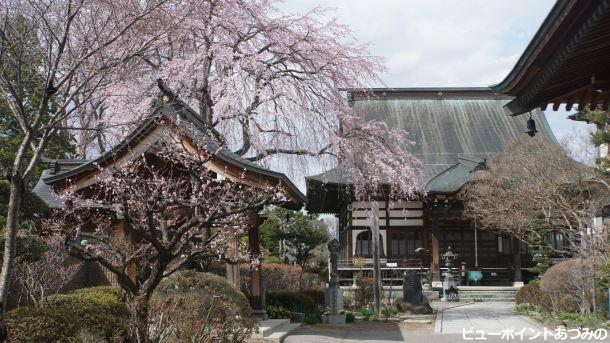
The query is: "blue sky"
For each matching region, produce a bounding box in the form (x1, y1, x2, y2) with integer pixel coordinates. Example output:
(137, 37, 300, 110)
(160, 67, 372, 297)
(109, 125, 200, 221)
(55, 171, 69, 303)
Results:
(279, 0, 592, 142)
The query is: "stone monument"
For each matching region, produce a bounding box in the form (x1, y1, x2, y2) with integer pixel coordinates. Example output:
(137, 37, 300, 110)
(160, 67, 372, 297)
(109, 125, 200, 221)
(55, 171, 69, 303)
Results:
(323, 238, 345, 325)
(403, 270, 423, 303)
(396, 270, 433, 314)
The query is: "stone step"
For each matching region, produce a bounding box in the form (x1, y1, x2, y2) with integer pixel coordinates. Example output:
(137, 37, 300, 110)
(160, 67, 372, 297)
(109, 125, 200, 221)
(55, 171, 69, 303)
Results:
(265, 323, 301, 342)
(426, 289, 516, 302)
(253, 319, 290, 339)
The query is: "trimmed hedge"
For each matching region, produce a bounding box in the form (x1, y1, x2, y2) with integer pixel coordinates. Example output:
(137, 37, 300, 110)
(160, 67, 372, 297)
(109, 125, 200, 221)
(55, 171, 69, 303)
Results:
(266, 305, 294, 319)
(6, 286, 126, 343)
(300, 289, 325, 305)
(266, 290, 317, 313)
(266, 289, 326, 324)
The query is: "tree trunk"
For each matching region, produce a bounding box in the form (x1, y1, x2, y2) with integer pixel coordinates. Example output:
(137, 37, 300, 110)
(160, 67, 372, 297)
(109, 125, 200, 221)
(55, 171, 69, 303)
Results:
(371, 201, 382, 315)
(299, 264, 304, 290)
(128, 294, 151, 343)
(0, 175, 24, 339)
(512, 236, 522, 283)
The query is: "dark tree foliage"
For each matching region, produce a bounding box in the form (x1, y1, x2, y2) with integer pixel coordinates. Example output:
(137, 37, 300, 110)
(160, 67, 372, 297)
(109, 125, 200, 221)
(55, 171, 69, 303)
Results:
(0, 40, 75, 233)
(259, 207, 291, 258)
(280, 212, 329, 289)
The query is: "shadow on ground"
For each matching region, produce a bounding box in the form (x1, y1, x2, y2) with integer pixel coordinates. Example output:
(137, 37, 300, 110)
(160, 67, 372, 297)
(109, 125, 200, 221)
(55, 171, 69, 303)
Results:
(285, 321, 420, 342)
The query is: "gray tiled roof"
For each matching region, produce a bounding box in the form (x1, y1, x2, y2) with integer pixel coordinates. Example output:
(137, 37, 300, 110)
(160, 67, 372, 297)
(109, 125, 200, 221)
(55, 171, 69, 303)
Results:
(307, 88, 556, 191)
(33, 169, 66, 208)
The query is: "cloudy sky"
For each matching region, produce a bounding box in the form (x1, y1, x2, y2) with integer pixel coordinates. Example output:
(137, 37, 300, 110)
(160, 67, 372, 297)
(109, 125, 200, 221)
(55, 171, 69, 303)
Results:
(279, 0, 591, 141)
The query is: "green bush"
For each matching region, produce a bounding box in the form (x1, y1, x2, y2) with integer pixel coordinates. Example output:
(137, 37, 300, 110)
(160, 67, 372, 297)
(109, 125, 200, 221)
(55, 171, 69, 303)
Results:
(345, 312, 355, 323)
(6, 286, 126, 343)
(515, 303, 537, 315)
(151, 270, 256, 343)
(266, 305, 294, 319)
(6, 306, 78, 342)
(381, 305, 398, 319)
(361, 307, 373, 321)
(266, 290, 316, 312)
(556, 312, 580, 321)
(304, 307, 323, 324)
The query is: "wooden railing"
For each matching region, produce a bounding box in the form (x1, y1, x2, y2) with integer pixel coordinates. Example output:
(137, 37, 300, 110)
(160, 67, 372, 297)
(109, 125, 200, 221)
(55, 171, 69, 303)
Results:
(338, 258, 423, 269)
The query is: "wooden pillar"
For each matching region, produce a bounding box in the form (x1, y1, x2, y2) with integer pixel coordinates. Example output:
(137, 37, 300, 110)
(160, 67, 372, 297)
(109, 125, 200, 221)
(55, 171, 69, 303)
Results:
(248, 211, 266, 319)
(371, 201, 382, 315)
(431, 214, 441, 284)
(225, 263, 240, 289)
(512, 236, 523, 284)
(225, 237, 241, 288)
(474, 221, 479, 269)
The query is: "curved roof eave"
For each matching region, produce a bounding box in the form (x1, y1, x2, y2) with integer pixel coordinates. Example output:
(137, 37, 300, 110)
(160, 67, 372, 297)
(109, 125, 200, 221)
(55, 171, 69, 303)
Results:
(44, 84, 306, 207)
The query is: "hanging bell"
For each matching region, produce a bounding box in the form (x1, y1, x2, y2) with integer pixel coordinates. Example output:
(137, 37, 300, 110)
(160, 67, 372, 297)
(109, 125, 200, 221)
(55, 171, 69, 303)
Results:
(525, 117, 538, 137)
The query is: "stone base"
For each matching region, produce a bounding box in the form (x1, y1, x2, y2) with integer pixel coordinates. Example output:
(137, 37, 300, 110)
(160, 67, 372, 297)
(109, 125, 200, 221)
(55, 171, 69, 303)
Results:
(395, 300, 433, 314)
(322, 314, 346, 325)
(431, 281, 443, 289)
(292, 312, 305, 323)
(513, 281, 524, 288)
(252, 309, 268, 321)
(324, 287, 344, 311)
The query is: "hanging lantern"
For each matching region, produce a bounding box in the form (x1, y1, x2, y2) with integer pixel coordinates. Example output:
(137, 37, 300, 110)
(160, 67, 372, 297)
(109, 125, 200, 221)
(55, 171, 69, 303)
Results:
(525, 115, 538, 137)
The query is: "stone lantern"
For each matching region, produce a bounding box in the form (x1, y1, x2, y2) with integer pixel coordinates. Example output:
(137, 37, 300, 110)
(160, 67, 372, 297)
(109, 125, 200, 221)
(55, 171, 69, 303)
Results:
(442, 246, 459, 301)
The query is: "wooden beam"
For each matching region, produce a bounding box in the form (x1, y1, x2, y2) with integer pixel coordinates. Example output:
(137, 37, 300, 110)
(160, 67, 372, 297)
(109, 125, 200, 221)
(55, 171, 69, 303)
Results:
(578, 87, 590, 111)
(552, 102, 561, 111)
(566, 98, 574, 111)
(541, 103, 549, 111)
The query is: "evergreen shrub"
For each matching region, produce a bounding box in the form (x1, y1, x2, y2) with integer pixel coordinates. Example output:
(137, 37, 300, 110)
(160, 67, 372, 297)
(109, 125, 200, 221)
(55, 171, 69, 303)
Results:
(6, 286, 126, 343)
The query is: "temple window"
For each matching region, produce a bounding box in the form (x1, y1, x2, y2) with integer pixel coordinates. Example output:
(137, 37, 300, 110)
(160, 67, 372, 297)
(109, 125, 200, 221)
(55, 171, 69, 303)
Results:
(390, 231, 422, 256)
(355, 231, 385, 257)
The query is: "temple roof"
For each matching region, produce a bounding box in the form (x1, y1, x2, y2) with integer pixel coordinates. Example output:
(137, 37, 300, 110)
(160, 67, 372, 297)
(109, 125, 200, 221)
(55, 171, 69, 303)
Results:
(424, 157, 486, 195)
(306, 88, 556, 213)
(493, 0, 610, 115)
(35, 80, 306, 209)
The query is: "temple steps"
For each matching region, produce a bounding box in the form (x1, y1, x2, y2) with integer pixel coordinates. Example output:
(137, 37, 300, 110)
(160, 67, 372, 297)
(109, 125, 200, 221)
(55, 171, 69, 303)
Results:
(425, 286, 518, 302)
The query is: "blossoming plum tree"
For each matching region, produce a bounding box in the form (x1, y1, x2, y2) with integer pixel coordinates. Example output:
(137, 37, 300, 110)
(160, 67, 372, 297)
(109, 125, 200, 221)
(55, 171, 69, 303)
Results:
(48, 131, 284, 342)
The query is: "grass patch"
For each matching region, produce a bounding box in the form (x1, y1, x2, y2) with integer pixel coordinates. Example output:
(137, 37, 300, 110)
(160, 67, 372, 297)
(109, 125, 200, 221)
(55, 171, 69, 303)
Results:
(516, 304, 608, 330)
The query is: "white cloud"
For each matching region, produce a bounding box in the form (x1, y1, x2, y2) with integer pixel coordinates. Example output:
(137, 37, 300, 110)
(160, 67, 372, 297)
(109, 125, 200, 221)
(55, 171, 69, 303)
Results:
(279, 0, 594, 139)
